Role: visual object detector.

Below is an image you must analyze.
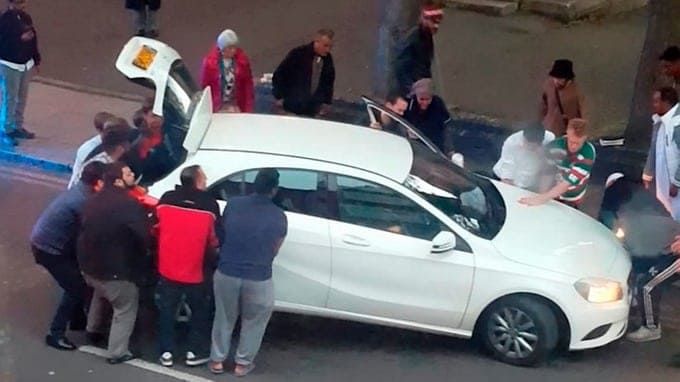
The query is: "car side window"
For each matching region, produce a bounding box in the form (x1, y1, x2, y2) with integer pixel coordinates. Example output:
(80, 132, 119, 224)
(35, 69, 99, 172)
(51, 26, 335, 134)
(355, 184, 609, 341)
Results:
(333, 175, 444, 241)
(209, 168, 337, 219)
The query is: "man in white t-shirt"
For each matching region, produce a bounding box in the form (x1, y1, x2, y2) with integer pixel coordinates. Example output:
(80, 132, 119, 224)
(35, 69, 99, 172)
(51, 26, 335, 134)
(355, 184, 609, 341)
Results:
(493, 122, 555, 192)
(68, 112, 115, 188)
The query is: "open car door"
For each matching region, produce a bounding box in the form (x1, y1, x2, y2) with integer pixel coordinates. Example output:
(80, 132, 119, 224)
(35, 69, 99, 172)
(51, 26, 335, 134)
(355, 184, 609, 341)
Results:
(361, 95, 443, 156)
(115, 37, 213, 185)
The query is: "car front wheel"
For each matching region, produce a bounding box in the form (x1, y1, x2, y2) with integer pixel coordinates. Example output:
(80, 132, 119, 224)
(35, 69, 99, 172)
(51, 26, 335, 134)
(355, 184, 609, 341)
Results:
(480, 296, 559, 366)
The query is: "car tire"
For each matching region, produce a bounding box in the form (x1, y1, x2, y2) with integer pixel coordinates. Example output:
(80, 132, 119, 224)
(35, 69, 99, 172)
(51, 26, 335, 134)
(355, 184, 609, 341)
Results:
(479, 296, 559, 367)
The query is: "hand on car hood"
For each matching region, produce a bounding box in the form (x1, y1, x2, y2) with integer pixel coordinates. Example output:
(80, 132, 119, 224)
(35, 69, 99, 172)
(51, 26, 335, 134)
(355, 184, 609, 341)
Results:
(490, 181, 628, 278)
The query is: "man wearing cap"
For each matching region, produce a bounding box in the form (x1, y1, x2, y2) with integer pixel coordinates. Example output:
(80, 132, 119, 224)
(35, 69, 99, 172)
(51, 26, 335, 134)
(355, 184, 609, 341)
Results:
(493, 122, 555, 192)
(403, 78, 453, 154)
(200, 29, 254, 113)
(273, 29, 335, 117)
(0, 0, 40, 147)
(659, 46, 680, 89)
(540, 59, 587, 136)
(643, 87, 680, 220)
(393, 1, 444, 96)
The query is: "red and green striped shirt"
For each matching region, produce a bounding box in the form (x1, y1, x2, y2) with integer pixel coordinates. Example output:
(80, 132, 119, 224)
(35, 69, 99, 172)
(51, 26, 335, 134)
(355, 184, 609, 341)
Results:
(546, 137, 596, 203)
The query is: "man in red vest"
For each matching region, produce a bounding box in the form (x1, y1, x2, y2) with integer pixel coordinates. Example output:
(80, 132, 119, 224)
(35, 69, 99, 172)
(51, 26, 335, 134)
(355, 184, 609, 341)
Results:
(155, 165, 221, 367)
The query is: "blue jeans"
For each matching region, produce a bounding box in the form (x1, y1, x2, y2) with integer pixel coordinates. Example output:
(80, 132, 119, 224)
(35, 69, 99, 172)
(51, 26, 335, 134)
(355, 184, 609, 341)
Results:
(0, 64, 31, 135)
(156, 277, 212, 357)
(210, 271, 274, 365)
(32, 247, 87, 338)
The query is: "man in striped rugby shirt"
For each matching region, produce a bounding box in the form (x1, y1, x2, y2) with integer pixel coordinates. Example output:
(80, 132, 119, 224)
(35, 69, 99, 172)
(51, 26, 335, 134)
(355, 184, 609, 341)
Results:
(520, 118, 595, 208)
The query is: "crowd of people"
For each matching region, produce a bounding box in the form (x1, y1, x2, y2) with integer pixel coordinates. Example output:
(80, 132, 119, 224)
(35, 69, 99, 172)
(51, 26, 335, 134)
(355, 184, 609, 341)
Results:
(32, 151, 287, 376)
(4, 0, 680, 373)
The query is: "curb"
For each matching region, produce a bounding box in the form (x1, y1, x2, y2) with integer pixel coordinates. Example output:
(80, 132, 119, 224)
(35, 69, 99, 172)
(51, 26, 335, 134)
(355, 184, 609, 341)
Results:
(0, 148, 72, 174)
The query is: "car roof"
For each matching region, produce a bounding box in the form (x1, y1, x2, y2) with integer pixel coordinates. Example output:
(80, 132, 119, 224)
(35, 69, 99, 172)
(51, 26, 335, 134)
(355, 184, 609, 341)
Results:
(199, 113, 414, 182)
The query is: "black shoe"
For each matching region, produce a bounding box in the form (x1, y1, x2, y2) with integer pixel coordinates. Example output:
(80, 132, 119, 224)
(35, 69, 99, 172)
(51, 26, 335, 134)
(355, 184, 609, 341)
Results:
(45, 335, 76, 351)
(12, 128, 35, 139)
(107, 353, 136, 365)
(86, 331, 106, 345)
(135, 29, 146, 37)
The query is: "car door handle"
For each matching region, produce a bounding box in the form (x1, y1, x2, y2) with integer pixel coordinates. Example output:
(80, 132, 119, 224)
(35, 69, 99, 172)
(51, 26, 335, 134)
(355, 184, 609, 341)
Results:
(342, 234, 371, 247)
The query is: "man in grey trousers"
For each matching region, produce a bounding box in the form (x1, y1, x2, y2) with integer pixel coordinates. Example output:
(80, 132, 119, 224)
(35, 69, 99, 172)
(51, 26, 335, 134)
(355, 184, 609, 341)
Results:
(209, 169, 287, 377)
(0, 0, 40, 147)
(77, 162, 151, 364)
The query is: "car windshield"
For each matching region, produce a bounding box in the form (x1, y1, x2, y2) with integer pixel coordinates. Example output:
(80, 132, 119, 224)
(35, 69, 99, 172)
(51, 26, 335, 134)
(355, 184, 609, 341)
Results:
(131, 60, 201, 185)
(405, 141, 506, 239)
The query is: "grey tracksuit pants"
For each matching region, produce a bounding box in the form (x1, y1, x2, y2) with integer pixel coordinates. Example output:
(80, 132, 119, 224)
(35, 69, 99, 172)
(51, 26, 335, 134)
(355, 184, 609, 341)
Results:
(84, 275, 139, 359)
(210, 270, 274, 366)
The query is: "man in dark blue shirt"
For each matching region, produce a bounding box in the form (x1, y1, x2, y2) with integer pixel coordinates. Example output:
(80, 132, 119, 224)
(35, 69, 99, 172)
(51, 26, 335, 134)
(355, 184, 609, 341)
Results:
(30, 161, 106, 350)
(209, 169, 287, 377)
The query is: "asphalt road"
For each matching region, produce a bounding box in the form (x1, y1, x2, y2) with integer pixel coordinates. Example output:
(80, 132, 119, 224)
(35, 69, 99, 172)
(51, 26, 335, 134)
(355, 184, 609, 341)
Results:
(29, 0, 378, 99)
(1, 161, 679, 382)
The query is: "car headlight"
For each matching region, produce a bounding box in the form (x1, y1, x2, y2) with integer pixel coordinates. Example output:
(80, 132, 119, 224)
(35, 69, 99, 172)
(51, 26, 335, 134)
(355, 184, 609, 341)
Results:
(615, 227, 625, 240)
(574, 278, 623, 303)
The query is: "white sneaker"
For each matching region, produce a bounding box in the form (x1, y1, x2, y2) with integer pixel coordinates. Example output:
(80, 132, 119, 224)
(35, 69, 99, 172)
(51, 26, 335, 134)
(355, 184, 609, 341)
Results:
(626, 325, 661, 342)
(185, 351, 209, 367)
(160, 352, 173, 367)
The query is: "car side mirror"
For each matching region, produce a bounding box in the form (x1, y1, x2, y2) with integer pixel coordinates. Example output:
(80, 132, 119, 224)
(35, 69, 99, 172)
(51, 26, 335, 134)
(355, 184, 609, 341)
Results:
(431, 231, 457, 253)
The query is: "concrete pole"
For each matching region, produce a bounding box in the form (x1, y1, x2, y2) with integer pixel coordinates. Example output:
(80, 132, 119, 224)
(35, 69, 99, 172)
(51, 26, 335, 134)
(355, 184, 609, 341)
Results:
(372, 0, 421, 99)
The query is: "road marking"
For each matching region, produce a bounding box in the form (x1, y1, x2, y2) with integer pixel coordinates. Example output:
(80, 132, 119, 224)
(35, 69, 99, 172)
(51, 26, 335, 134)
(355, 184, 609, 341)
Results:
(78, 346, 215, 382)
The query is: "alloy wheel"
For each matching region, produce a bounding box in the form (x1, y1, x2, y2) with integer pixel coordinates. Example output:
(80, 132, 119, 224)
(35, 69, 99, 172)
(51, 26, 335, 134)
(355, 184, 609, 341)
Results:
(488, 307, 539, 360)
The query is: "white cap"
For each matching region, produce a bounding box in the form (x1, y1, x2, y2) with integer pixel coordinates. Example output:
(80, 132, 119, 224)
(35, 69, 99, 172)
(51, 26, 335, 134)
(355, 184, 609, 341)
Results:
(217, 29, 239, 50)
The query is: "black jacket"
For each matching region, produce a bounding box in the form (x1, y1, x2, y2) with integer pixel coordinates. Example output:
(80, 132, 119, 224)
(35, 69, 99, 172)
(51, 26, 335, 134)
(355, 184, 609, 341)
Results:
(125, 0, 161, 11)
(404, 95, 453, 153)
(78, 187, 151, 282)
(393, 26, 434, 95)
(272, 42, 335, 116)
(158, 185, 221, 225)
(0, 9, 41, 65)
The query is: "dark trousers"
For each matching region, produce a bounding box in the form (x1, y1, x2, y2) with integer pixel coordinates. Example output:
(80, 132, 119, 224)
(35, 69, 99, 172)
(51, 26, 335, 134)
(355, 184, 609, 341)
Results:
(283, 98, 321, 117)
(156, 277, 212, 356)
(32, 246, 87, 338)
(634, 256, 680, 328)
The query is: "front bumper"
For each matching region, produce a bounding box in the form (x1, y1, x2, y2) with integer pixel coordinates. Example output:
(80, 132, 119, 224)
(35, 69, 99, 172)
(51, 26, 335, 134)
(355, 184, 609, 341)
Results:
(568, 295, 630, 350)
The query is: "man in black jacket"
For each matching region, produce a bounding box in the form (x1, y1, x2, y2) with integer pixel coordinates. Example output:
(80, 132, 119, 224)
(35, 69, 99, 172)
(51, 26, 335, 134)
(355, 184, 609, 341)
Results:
(0, 0, 40, 146)
(30, 161, 106, 351)
(392, 0, 444, 96)
(272, 29, 335, 117)
(78, 162, 151, 364)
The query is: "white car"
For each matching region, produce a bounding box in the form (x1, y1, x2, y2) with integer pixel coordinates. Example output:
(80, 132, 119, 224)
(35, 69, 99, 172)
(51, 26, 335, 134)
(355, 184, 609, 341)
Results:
(116, 38, 631, 366)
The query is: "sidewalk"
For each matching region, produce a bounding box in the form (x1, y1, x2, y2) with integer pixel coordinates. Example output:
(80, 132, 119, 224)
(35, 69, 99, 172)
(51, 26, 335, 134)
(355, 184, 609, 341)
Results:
(0, 80, 142, 173)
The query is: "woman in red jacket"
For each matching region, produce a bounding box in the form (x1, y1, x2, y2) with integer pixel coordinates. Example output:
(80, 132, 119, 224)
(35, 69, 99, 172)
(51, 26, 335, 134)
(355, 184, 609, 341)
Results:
(200, 29, 255, 113)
